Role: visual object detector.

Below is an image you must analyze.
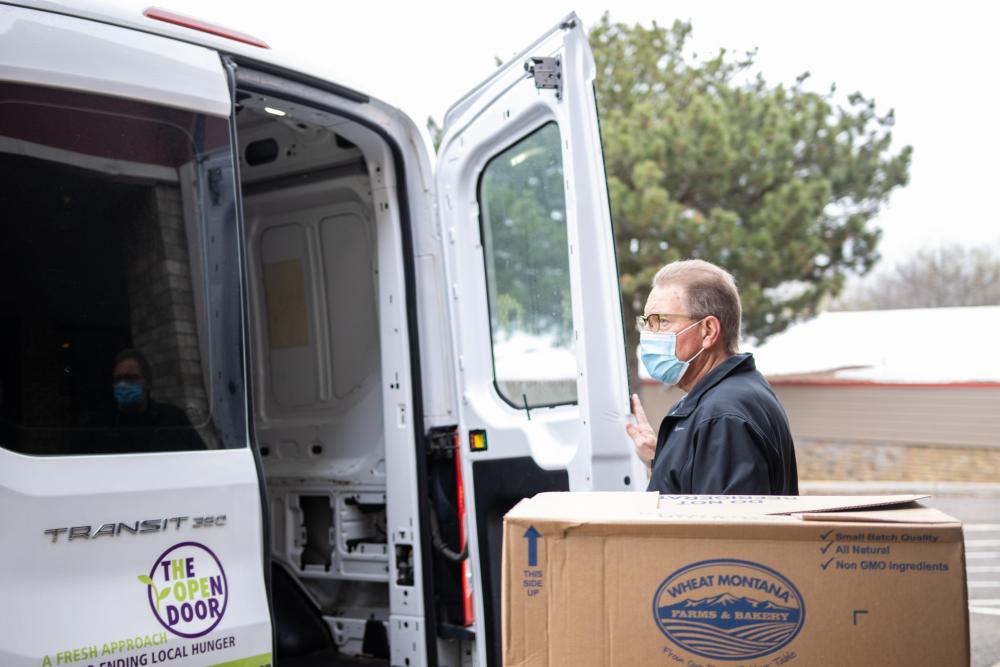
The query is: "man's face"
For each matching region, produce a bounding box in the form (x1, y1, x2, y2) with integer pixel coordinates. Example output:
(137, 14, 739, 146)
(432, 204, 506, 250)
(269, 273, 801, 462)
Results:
(112, 358, 147, 411)
(644, 284, 703, 362)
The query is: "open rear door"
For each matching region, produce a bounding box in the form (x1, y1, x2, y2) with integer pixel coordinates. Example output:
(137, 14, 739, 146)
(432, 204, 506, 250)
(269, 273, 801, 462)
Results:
(435, 13, 641, 665)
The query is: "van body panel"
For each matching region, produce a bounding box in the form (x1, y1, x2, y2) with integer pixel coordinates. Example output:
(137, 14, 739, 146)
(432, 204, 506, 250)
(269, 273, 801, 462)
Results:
(0, 6, 273, 665)
(0, 449, 272, 664)
(3, 0, 388, 112)
(0, 3, 230, 115)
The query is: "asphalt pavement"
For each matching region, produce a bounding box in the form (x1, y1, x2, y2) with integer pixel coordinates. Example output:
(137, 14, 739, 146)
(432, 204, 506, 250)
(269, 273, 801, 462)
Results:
(802, 482, 1000, 667)
(924, 495, 1000, 667)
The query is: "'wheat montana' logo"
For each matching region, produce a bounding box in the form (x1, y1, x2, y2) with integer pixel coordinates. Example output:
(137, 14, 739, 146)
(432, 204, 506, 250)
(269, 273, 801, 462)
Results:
(652, 559, 805, 661)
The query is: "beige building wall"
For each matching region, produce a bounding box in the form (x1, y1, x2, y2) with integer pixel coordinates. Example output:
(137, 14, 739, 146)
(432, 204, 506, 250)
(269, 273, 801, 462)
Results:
(770, 383, 1000, 449)
(637, 380, 1000, 482)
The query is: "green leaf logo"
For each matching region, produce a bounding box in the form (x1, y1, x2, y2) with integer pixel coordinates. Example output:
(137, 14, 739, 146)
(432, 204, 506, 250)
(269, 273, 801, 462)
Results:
(138, 573, 167, 612)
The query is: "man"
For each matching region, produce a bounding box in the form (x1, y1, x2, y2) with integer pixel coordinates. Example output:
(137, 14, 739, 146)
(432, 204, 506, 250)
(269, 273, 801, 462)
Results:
(625, 260, 798, 494)
(95, 348, 205, 453)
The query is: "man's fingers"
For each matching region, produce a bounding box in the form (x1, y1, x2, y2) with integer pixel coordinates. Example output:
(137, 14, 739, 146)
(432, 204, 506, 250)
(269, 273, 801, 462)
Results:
(630, 394, 650, 425)
(626, 397, 656, 468)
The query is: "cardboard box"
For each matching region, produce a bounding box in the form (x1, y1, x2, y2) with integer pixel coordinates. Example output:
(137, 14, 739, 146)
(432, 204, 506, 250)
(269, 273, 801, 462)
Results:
(502, 493, 968, 667)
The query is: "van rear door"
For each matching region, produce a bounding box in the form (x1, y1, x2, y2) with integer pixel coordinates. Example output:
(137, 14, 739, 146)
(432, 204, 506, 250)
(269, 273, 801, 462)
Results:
(435, 13, 639, 665)
(0, 6, 271, 666)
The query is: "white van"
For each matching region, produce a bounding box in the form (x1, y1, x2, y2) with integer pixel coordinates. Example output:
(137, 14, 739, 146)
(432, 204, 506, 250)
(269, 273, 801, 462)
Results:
(0, 4, 640, 666)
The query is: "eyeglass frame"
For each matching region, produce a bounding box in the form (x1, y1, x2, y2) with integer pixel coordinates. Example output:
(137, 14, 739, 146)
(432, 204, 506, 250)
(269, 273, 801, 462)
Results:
(635, 312, 699, 333)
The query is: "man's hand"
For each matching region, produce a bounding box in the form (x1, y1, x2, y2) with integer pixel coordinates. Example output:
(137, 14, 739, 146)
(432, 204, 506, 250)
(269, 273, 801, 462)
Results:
(625, 393, 656, 472)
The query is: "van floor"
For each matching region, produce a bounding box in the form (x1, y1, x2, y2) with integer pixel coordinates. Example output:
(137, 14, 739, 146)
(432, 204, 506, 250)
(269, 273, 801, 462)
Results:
(272, 562, 390, 666)
(283, 650, 388, 667)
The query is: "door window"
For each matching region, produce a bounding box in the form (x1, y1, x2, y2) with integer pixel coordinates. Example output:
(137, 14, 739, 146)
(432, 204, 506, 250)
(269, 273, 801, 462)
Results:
(0, 82, 246, 455)
(478, 122, 577, 408)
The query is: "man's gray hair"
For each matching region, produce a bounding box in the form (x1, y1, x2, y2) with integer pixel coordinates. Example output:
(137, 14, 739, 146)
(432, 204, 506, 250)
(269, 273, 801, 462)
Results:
(652, 259, 742, 354)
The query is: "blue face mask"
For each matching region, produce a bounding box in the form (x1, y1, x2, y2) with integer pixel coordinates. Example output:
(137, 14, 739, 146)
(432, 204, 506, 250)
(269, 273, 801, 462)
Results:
(640, 319, 705, 386)
(113, 382, 145, 407)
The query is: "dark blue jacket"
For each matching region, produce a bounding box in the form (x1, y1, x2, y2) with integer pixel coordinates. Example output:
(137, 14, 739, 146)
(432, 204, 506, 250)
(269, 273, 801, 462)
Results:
(647, 353, 798, 495)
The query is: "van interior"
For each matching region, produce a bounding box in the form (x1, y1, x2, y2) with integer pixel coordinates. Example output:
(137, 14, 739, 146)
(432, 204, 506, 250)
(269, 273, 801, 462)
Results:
(235, 88, 461, 666)
(236, 90, 393, 666)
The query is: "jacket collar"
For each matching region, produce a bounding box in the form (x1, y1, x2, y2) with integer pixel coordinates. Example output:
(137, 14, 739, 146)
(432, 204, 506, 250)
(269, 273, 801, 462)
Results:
(667, 352, 756, 418)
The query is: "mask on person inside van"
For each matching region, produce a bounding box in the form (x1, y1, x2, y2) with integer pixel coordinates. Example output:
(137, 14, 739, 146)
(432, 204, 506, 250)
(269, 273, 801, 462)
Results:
(639, 320, 705, 386)
(113, 382, 145, 407)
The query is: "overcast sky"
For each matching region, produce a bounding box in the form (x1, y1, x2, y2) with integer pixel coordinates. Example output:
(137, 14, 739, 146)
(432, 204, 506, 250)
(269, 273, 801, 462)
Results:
(123, 0, 999, 269)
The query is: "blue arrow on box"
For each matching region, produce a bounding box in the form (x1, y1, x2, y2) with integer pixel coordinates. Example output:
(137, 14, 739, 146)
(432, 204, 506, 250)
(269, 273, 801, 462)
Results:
(524, 526, 540, 566)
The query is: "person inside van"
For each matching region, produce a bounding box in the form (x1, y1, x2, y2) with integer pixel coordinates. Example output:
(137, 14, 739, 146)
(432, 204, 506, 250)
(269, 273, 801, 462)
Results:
(93, 348, 205, 453)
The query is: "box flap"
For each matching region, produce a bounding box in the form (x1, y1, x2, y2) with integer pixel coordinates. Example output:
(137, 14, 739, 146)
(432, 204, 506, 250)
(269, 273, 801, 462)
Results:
(775, 494, 931, 514)
(505, 491, 655, 522)
(505, 493, 948, 527)
(656, 494, 929, 517)
(794, 506, 960, 524)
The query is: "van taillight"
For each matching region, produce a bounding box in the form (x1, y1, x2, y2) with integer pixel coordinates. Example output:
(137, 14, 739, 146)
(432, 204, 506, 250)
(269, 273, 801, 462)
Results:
(454, 431, 475, 626)
(143, 8, 270, 48)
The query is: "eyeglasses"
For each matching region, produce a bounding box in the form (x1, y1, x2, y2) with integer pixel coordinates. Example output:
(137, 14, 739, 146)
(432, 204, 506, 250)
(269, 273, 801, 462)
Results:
(635, 313, 695, 332)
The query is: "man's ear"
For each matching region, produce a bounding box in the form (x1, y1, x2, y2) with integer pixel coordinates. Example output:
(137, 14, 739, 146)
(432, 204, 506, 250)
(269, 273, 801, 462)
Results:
(701, 316, 722, 348)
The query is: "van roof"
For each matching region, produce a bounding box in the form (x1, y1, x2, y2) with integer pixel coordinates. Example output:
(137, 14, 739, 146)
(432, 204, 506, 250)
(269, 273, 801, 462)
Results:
(5, 0, 389, 108)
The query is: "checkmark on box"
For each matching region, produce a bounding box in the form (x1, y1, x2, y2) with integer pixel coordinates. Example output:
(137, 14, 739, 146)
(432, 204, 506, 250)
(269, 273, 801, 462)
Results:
(820, 529, 834, 540)
(821, 557, 835, 571)
(820, 541, 834, 554)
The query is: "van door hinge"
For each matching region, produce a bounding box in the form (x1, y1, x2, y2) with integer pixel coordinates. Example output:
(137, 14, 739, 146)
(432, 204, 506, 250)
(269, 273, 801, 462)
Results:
(525, 56, 562, 100)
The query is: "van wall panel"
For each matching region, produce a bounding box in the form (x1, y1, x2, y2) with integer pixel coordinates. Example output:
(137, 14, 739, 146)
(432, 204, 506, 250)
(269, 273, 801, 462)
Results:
(260, 223, 320, 408)
(319, 212, 378, 400)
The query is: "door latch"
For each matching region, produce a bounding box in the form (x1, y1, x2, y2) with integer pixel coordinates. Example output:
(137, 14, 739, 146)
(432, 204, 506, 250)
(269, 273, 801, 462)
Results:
(525, 56, 562, 100)
(207, 167, 223, 206)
